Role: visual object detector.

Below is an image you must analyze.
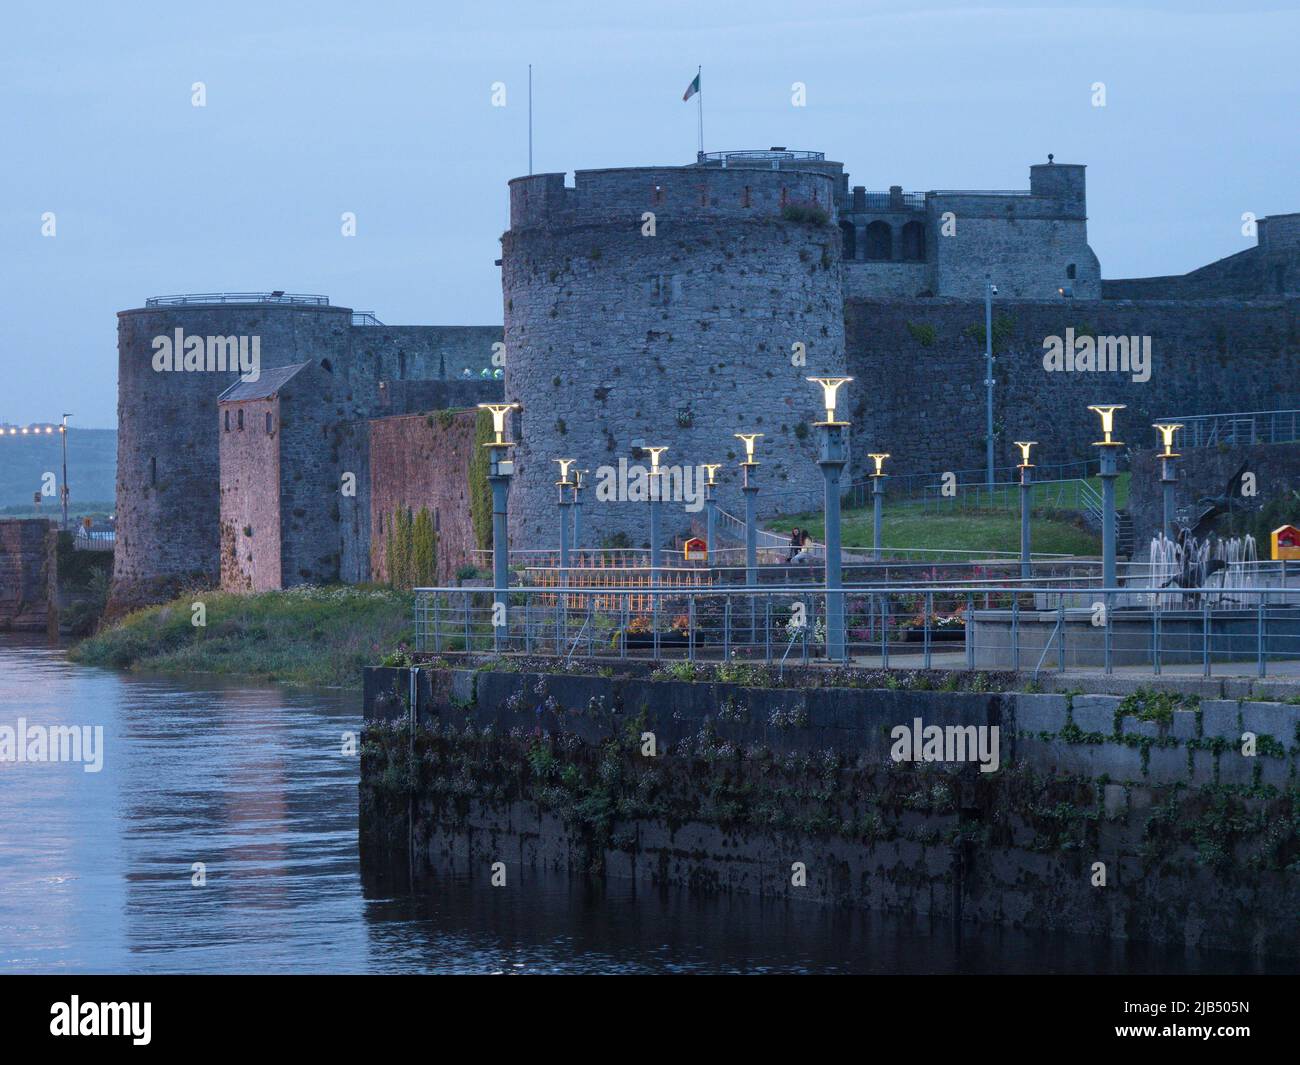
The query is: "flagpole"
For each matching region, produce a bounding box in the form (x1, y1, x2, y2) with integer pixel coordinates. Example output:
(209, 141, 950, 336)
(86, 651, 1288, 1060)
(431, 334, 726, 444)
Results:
(696, 65, 703, 158)
(528, 63, 533, 175)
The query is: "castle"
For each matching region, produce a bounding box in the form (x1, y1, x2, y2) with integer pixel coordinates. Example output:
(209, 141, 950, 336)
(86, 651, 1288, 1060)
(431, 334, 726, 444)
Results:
(108, 152, 1300, 611)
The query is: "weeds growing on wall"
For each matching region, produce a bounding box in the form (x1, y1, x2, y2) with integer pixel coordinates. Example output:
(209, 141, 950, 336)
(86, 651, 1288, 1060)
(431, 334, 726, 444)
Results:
(468, 407, 494, 551)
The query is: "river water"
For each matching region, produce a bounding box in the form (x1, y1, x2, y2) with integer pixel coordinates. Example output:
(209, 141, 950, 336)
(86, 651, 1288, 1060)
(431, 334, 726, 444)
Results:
(0, 635, 1289, 974)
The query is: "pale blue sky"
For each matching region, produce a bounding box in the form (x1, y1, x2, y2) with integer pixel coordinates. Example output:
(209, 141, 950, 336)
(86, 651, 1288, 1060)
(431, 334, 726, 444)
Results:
(3, 0, 1297, 427)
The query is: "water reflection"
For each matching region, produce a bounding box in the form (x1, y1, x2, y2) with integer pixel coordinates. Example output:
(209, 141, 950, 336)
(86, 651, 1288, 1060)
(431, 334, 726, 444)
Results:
(0, 636, 1290, 974)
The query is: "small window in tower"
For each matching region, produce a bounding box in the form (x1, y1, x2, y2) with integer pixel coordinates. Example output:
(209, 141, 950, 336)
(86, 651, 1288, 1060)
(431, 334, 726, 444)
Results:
(224, 410, 230, 432)
(652, 184, 664, 205)
(237, 409, 244, 430)
(150, 457, 157, 486)
(1067, 263, 1077, 280)
(265, 412, 273, 433)
(742, 186, 751, 208)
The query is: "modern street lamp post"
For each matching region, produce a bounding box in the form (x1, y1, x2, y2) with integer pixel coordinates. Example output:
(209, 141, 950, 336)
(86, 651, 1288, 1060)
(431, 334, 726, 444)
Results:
(808, 377, 853, 662)
(478, 402, 519, 650)
(1153, 424, 1182, 543)
(1014, 440, 1036, 580)
(1089, 405, 1126, 589)
(554, 458, 575, 570)
(867, 452, 889, 562)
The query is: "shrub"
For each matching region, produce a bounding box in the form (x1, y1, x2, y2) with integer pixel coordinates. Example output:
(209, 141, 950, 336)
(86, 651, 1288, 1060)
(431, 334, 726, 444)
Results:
(906, 322, 936, 347)
(780, 202, 830, 226)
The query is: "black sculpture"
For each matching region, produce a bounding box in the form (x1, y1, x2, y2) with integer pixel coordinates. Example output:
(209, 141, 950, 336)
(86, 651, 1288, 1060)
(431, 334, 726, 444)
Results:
(1176, 460, 1252, 546)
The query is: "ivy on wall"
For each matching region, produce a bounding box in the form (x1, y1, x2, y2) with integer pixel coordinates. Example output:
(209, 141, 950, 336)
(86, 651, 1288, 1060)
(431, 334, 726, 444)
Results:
(385, 506, 437, 590)
(468, 407, 494, 551)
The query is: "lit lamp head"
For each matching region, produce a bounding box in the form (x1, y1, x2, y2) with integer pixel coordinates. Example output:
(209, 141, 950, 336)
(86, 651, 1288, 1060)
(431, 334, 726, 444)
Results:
(477, 402, 519, 448)
(868, 452, 890, 478)
(701, 463, 721, 487)
(554, 458, 576, 502)
(1153, 423, 1182, 460)
(806, 376, 853, 425)
(733, 434, 762, 467)
(573, 467, 589, 491)
(644, 446, 669, 478)
(1014, 441, 1037, 468)
(1088, 404, 1126, 447)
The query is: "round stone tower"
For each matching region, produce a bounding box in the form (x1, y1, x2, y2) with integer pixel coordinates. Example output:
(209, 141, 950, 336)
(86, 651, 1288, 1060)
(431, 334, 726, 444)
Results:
(501, 160, 848, 550)
(109, 295, 355, 614)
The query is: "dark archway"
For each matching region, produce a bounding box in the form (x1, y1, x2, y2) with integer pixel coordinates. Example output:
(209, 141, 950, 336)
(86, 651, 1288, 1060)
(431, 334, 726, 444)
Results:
(901, 220, 926, 261)
(839, 220, 856, 261)
(865, 221, 892, 261)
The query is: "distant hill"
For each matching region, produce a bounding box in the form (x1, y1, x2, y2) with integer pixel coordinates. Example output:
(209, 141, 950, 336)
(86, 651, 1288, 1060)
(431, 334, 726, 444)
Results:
(0, 427, 117, 510)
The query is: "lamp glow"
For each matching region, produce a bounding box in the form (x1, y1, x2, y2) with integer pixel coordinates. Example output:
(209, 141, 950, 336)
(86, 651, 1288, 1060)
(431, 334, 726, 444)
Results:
(1153, 423, 1182, 459)
(733, 433, 762, 465)
(867, 452, 890, 477)
(477, 402, 519, 446)
(1088, 404, 1126, 446)
(644, 446, 668, 475)
(1014, 441, 1036, 468)
(806, 376, 853, 424)
(553, 458, 576, 485)
(701, 463, 721, 486)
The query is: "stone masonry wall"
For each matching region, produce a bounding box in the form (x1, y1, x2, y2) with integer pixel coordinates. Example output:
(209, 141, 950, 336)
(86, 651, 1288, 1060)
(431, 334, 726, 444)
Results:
(218, 397, 281, 592)
(111, 303, 355, 613)
(845, 296, 1300, 478)
(0, 519, 56, 631)
(369, 410, 481, 585)
(362, 665, 1300, 956)
(502, 166, 847, 549)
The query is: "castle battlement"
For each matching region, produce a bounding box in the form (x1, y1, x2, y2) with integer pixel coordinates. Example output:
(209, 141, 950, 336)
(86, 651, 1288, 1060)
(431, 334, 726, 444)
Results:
(508, 165, 838, 230)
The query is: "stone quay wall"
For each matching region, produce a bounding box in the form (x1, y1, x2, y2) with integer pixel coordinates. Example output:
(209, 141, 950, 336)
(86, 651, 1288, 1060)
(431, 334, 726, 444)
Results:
(361, 663, 1300, 958)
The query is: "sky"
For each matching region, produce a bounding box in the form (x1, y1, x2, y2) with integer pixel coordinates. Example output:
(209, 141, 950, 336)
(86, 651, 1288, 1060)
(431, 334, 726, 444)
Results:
(2, 0, 1297, 428)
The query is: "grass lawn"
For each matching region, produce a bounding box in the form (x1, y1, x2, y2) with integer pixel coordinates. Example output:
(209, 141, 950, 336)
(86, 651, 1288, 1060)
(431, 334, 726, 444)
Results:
(69, 585, 413, 688)
(768, 507, 1101, 557)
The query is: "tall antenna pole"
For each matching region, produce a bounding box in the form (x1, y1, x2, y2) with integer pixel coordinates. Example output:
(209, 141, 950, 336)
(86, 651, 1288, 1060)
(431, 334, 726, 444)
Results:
(528, 64, 533, 175)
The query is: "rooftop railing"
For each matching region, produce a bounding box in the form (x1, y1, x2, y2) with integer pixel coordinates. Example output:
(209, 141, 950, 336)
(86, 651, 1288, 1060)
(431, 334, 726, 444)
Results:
(145, 292, 330, 307)
(351, 311, 384, 326)
(697, 149, 825, 165)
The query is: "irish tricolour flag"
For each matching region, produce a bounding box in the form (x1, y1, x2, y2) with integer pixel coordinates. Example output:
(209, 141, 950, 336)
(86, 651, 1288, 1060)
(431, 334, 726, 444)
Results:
(682, 72, 700, 101)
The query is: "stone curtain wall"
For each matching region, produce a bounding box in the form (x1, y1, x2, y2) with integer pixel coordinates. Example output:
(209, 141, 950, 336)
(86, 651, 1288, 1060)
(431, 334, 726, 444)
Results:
(844, 296, 1300, 478)
(0, 519, 56, 631)
(502, 166, 847, 548)
(1128, 441, 1300, 547)
(362, 666, 1300, 957)
(218, 398, 281, 591)
(352, 325, 504, 383)
(111, 303, 355, 613)
(368, 410, 481, 584)
(277, 372, 345, 587)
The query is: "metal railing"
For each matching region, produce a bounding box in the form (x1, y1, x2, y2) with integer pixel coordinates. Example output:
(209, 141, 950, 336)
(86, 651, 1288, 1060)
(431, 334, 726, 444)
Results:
(72, 530, 115, 551)
(413, 582, 1300, 678)
(145, 292, 330, 307)
(351, 311, 384, 326)
(1159, 409, 1300, 449)
(697, 149, 825, 165)
(856, 192, 926, 211)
